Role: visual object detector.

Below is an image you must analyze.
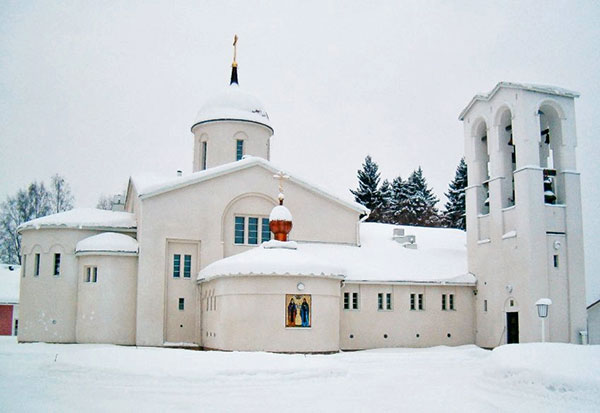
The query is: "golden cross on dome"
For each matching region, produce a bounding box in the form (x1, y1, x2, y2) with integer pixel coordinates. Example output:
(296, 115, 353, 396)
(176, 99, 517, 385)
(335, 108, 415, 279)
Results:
(232, 34, 238, 67)
(273, 171, 290, 204)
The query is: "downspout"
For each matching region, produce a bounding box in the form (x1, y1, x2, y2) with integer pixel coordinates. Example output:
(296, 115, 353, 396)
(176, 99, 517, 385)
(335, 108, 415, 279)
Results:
(356, 210, 370, 247)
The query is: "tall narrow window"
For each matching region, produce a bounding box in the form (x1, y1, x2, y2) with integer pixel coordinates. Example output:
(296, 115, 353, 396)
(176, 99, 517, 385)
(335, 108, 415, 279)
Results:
(236, 139, 244, 161)
(53, 253, 61, 276)
(484, 300, 488, 312)
(173, 254, 181, 278)
(378, 293, 384, 310)
(442, 294, 447, 310)
(386, 293, 392, 310)
(183, 255, 191, 278)
(352, 292, 359, 310)
(234, 217, 245, 244)
(343, 292, 350, 310)
(202, 141, 207, 170)
(22, 255, 26, 278)
(410, 293, 416, 310)
(92, 267, 98, 283)
(34, 253, 40, 276)
(418, 294, 424, 310)
(449, 294, 455, 310)
(84, 266, 98, 283)
(85, 267, 91, 282)
(553, 255, 559, 268)
(179, 298, 185, 311)
(261, 218, 271, 242)
(248, 217, 259, 245)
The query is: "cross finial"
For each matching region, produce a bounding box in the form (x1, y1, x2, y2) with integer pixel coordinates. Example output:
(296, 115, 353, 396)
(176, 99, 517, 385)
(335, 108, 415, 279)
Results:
(232, 34, 238, 67)
(273, 171, 290, 205)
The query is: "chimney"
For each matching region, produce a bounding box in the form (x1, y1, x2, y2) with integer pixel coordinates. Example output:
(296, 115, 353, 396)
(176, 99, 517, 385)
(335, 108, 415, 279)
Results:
(111, 194, 125, 212)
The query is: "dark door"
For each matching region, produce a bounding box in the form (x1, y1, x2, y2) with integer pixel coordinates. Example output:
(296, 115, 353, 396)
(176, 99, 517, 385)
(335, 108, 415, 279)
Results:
(506, 312, 519, 344)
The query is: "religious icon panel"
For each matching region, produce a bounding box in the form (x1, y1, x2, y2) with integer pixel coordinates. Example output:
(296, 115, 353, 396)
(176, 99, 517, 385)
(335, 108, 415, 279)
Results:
(285, 294, 311, 328)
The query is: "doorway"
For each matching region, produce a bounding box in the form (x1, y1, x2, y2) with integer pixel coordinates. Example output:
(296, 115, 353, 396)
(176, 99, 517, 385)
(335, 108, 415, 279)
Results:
(506, 312, 519, 344)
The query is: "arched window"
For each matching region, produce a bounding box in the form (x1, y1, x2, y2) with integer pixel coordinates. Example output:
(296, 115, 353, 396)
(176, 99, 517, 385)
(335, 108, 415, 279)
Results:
(496, 109, 516, 207)
(473, 120, 490, 214)
(538, 103, 564, 204)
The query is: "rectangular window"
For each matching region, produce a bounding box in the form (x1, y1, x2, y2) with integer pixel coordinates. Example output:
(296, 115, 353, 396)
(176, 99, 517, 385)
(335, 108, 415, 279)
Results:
(85, 267, 91, 282)
(236, 139, 244, 161)
(183, 255, 191, 278)
(553, 254, 559, 268)
(173, 254, 181, 278)
(352, 292, 359, 310)
(449, 294, 455, 310)
(378, 293, 384, 310)
(442, 294, 447, 311)
(418, 294, 424, 310)
(53, 253, 61, 276)
(386, 293, 392, 310)
(234, 217, 245, 244)
(261, 218, 271, 243)
(484, 299, 488, 312)
(202, 141, 207, 170)
(22, 255, 26, 278)
(84, 266, 98, 283)
(343, 292, 350, 310)
(178, 298, 185, 311)
(248, 217, 259, 245)
(410, 293, 416, 310)
(34, 253, 40, 276)
(92, 267, 98, 283)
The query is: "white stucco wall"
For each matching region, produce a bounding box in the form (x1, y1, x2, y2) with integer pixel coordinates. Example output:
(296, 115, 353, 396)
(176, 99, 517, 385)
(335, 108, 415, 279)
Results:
(135, 164, 360, 346)
(340, 283, 475, 349)
(588, 302, 600, 345)
(192, 121, 272, 172)
(200, 275, 341, 353)
(463, 86, 586, 347)
(76, 254, 137, 345)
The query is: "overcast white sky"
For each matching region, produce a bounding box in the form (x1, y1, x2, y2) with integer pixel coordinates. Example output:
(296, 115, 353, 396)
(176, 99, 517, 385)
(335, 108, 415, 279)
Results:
(1, 1, 599, 302)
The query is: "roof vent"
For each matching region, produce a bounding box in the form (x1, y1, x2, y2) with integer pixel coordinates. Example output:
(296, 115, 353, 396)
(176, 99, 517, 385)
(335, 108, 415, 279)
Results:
(393, 227, 417, 249)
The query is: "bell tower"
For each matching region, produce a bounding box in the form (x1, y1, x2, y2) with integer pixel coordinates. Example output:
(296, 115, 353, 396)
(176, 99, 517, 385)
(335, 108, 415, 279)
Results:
(191, 35, 274, 172)
(459, 82, 586, 347)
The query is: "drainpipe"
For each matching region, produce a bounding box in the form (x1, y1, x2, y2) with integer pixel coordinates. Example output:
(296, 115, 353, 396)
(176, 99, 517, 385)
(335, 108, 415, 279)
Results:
(356, 211, 370, 247)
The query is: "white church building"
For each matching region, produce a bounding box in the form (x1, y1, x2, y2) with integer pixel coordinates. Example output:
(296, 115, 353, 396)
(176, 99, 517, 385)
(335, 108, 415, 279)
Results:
(16, 47, 587, 352)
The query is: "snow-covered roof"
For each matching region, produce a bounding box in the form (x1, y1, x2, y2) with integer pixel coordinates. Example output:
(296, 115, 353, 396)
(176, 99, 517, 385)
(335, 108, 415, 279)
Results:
(75, 232, 139, 256)
(131, 156, 367, 214)
(18, 208, 137, 233)
(458, 81, 580, 120)
(191, 83, 272, 131)
(199, 223, 473, 285)
(0, 264, 20, 304)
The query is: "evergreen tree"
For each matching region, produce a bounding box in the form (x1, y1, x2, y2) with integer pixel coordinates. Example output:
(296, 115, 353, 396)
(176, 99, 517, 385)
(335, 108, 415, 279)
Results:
(350, 155, 383, 222)
(403, 167, 440, 227)
(443, 158, 468, 230)
(377, 179, 393, 223)
(388, 175, 409, 224)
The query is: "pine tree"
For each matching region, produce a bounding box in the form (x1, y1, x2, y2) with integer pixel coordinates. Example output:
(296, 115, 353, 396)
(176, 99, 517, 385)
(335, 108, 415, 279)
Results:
(350, 155, 383, 222)
(443, 158, 468, 230)
(402, 167, 440, 227)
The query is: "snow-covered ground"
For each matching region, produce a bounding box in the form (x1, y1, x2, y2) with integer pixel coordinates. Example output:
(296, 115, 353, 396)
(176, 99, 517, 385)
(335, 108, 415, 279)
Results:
(0, 337, 598, 412)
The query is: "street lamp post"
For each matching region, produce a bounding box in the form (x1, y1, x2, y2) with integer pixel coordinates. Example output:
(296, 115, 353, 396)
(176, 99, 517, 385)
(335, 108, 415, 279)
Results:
(535, 298, 552, 343)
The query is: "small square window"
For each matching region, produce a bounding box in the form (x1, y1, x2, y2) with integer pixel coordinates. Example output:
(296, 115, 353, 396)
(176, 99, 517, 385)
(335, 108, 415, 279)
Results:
(343, 292, 350, 310)
(178, 298, 185, 311)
